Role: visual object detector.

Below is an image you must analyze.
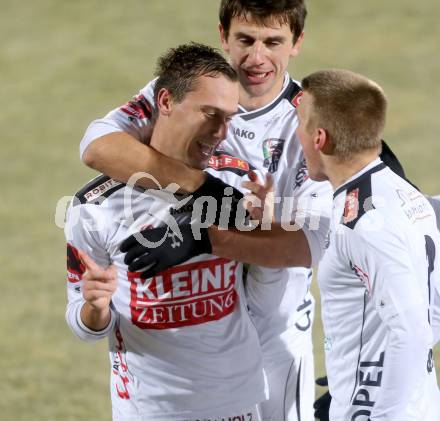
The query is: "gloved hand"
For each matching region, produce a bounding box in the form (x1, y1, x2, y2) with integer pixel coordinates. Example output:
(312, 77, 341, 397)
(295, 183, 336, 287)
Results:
(120, 223, 212, 278)
(192, 173, 247, 228)
(314, 376, 331, 421)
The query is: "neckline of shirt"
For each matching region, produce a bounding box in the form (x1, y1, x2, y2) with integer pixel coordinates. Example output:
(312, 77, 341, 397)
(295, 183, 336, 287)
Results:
(333, 158, 385, 199)
(237, 73, 293, 119)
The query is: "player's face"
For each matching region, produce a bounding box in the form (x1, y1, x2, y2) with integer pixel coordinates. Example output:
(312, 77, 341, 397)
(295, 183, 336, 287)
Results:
(296, 92, 327, 181)
(168, 75, 239, 170)
(220, 15, 302, 108)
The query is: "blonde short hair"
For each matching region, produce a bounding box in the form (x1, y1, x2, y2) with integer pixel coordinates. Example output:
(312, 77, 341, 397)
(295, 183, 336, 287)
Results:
(301, 69, 387, 160)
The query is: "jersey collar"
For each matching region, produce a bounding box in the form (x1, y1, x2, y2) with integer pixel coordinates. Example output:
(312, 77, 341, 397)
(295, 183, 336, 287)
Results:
(333, 158, 386, 199)
(237, 73, 295, 121)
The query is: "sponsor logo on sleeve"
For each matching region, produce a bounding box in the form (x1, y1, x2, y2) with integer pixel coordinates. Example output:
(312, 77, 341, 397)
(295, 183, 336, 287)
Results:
(111, 328, 131, 400)
(291, 90, 303, 108)
(120, 94, 153, 121)
(84, 178, 122, 203)
(209, 154, 250, 172)
(66, 243, 85, 283)
(343, 188, 360, 224)
(349, 260, 372, 293)
(128, 258, 239, 329)
(262, 138, 285, 173)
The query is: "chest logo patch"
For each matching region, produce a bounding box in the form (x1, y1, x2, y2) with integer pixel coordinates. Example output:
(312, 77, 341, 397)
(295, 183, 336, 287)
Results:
(262, 138, 285, 173)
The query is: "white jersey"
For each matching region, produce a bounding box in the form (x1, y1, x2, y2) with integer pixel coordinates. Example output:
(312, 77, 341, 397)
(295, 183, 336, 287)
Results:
(427, 195, 440, 344)
(80, 74, 333, 361)
(219, 74, 332, 360)
(319, 159, 440, 421)
(64, 175, 265, 420)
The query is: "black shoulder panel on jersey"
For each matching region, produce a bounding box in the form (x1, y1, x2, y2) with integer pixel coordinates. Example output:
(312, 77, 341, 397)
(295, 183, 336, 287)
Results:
(335, 163, 386, 229)
(379, 140, 419, 191)
(237, 79, 302, 121)
(73, 174, 125, 206)
(283, 79, 303, 107)
(208, 150, 256, 177)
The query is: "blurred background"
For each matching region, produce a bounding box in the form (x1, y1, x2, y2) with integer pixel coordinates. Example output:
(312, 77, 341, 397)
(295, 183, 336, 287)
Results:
(1, 0, 439, 419)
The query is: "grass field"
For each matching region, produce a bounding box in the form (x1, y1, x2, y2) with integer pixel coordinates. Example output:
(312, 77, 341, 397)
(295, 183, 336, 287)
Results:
(1, 1, 439, 419)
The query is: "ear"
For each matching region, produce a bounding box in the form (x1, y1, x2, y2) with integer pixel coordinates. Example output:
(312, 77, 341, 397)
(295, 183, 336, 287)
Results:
(315, 128, 334, 155)
(290, 31, 304, 58)
(156, 88, 173, 116)
(219, 23, 229, 53)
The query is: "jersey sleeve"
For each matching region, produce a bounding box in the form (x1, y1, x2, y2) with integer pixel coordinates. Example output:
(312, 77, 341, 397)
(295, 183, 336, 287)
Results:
(64, 203, 116, 342)
(79, 79, 156, 159)
(432, 286, 440, 345)
(275, 158, 333, 267)
(427, 195, 440, 231)
(346, 213, 433, 420)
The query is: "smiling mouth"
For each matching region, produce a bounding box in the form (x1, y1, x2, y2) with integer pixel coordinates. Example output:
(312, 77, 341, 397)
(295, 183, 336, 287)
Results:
(197, 141, 217, 158)
(244, 70, 273, 83)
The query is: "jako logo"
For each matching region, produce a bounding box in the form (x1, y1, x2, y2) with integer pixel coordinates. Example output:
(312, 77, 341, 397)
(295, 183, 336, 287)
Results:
(233, 128, 255, 140)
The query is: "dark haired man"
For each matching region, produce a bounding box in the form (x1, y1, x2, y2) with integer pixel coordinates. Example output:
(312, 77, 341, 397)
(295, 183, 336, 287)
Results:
(65, 43, 266, 421)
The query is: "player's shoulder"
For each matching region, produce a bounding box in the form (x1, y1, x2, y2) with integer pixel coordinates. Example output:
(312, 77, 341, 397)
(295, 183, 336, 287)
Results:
(72, 174, 125, 206)
(283, 77, 303, 108)
(138, 77, 157, 103)
(336, 161, 388, 230)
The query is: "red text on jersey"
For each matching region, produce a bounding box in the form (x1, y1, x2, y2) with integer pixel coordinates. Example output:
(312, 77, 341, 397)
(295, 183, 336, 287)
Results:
(128, 258, 239, 329)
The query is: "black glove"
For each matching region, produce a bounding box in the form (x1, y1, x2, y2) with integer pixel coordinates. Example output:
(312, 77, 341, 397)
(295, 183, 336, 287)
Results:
(192, 173, 247, 228)
(120, 223, 212, 278)
(314, 376, 331, 421)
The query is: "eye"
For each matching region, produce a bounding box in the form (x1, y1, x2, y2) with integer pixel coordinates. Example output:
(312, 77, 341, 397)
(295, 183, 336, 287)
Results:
(238, 38, 253, 46)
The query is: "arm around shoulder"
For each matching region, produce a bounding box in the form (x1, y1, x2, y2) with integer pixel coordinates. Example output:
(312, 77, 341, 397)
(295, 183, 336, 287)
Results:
(209, 224, 312, 268)
(82, 131, 205, 192)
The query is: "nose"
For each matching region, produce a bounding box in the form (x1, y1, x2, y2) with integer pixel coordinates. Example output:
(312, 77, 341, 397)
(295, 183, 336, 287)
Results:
(213, 119, 229, 142)
(247, 41, 264, 65)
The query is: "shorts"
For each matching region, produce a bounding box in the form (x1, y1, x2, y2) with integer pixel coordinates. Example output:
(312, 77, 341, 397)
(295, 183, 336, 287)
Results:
(260, 351, 314, 421)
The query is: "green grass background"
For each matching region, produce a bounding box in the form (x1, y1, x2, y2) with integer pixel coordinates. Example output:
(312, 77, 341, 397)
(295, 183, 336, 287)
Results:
(1, 1, 439, 419)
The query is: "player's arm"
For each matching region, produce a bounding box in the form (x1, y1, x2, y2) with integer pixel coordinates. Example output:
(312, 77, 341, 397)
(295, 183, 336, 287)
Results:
(83, 131, 204, 192)
(212, 169, 333, 268)
(432, 285, 440, 345)
(427, 195, 440, 230)
(349, 220, 432, 420)
(209, 224, 311, 267)
(217, 174, 311, 267)
(121, 171, 332, 277)
(64, 204, 117, 342)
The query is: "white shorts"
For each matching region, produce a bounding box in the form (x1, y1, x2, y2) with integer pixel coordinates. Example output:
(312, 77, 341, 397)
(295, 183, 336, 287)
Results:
(260, 351, 315, 421)
(184, 405, 262, 421)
